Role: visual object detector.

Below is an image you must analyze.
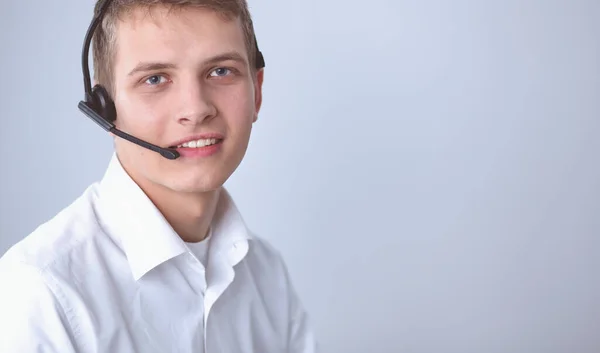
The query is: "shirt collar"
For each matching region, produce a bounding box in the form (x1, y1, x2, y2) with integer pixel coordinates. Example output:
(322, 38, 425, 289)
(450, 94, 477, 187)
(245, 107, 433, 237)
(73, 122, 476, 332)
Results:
(96, 153, 252, 281)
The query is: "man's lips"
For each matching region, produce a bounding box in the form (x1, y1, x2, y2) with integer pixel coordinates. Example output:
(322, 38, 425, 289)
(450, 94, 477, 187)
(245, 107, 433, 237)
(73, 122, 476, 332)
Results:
(168, 133, 225, 149)
(172, 139, 223, 158)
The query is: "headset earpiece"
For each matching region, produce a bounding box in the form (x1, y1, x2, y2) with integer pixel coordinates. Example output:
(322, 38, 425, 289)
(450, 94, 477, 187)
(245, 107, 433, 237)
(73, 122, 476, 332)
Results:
(90, 84, 117, 123)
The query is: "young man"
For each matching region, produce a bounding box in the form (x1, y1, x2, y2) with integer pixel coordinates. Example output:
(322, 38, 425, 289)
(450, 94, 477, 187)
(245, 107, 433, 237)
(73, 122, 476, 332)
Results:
(0, 1, 317, 352)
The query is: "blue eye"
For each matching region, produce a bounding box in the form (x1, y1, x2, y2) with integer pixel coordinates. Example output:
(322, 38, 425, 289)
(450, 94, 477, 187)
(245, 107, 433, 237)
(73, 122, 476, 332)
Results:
(145, 75, 166, 85)
(210, 68, 232, 77)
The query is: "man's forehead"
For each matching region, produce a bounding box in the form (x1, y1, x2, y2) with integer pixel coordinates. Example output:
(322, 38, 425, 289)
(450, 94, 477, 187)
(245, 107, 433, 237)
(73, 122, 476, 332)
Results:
(115, 4, 238, 32)
(112, 5, 248, 64)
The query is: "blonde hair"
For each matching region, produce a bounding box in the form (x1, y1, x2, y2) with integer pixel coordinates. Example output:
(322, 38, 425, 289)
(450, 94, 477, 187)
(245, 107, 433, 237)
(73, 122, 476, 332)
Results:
(92, 0, 259, 95)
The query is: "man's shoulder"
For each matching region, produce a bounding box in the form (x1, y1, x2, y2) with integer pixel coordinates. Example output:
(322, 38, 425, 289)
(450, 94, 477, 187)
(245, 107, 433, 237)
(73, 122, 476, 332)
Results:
(247, 234, 286, 262)
(1, 184, 102, 271)
(244, 233, 294, 279)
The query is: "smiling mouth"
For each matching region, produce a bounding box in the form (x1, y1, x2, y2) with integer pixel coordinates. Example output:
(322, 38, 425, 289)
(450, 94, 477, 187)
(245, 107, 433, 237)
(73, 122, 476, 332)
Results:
(170, 138, 222, 149)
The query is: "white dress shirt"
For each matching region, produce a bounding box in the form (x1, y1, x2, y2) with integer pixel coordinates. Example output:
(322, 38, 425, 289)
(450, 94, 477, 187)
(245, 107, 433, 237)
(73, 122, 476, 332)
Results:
(0, 154, 317, 353)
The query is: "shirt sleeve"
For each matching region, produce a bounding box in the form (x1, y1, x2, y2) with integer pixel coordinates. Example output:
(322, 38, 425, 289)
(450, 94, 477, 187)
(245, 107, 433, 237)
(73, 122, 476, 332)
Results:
(283, 263, 319, 353)
(0, 261, 78, 353)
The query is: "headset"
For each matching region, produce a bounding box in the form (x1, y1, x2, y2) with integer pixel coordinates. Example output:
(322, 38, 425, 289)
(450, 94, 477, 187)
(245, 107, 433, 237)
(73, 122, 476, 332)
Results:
(78, 0, 265, 160)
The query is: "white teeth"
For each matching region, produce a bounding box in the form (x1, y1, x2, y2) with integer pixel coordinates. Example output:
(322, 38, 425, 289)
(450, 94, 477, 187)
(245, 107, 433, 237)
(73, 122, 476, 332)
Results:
(177, 138, 219, 148)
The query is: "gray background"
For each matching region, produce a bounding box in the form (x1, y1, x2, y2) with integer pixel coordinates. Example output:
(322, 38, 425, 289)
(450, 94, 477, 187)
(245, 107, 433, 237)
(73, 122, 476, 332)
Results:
(1, 0, 599, 352)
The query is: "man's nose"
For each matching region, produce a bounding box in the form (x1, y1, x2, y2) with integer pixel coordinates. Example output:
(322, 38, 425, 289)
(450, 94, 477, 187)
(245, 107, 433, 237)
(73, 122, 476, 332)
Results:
(175, 79, 217, 125)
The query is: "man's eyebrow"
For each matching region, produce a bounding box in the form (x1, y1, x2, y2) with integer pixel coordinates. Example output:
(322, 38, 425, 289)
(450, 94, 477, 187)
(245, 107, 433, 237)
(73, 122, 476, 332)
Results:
(204, 51, 248, 66)
(127, 62, 177, 77)
(127, 52, 249, 77)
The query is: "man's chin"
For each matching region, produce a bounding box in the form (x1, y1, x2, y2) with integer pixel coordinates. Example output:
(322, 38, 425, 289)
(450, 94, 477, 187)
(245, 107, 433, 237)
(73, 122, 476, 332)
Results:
(164, 175, 227, 195)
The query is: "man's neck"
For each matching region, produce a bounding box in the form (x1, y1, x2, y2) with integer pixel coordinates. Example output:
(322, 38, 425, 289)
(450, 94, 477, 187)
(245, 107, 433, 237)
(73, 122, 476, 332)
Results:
(146, 186, 221, 244)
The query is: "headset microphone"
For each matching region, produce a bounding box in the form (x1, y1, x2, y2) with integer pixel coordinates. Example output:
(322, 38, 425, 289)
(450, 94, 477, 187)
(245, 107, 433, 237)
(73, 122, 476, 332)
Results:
(78, 100, 180, 160)
(77, 0, 265, 161)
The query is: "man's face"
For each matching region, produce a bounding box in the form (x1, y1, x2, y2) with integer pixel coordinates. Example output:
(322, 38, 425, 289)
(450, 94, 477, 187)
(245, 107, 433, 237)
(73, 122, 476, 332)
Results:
(111, 6, 263, 194)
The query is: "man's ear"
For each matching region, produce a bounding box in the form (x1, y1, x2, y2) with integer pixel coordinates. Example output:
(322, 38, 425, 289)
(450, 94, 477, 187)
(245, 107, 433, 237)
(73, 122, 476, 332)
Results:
(253, 68, 264, 123)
